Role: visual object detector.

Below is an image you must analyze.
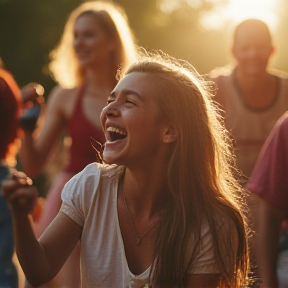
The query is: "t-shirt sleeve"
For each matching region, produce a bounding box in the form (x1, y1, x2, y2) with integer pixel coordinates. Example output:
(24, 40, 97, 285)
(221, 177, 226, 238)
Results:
(188, 219, 238, 274)
(188, 224, 218, 274)
(246, 112, 288, 213)
(60, 163, 101, 226)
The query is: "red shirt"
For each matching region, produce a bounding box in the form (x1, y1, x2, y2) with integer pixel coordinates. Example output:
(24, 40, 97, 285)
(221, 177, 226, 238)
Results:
(64, 85, 105, 174)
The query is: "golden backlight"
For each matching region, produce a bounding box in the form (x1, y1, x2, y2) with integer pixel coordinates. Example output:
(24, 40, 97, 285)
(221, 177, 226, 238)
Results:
(158, 0, 280, 31)
(225, 0, 278, 28)
(200, 0, 279, 30)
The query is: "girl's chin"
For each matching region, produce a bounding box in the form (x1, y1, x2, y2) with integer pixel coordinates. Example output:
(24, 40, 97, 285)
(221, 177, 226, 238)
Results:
(102, 152, 121, 165)
(102, 158, 115, 165)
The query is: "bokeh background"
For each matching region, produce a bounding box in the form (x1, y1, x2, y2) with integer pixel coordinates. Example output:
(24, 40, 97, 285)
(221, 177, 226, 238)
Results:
(1, 0, 288, 93)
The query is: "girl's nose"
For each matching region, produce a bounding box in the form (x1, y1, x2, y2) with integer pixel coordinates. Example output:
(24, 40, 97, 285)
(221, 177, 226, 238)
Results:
(101, 102, 120, 118)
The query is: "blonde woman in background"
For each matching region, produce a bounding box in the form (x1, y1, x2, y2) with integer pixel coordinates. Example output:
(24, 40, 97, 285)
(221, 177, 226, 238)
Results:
(19, 1, 138, 287)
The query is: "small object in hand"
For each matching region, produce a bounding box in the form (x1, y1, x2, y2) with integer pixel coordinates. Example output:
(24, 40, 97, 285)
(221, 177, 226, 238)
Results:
(19, 104, 41, 132)
(21, 83, 44, 104)
(20, 83, 44, 132)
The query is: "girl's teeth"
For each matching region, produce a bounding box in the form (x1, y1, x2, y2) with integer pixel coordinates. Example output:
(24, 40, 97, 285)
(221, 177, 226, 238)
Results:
(107, 127, 126, 135)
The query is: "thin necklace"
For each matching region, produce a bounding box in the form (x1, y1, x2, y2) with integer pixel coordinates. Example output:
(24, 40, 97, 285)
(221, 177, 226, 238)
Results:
(123, 191, 160, 246)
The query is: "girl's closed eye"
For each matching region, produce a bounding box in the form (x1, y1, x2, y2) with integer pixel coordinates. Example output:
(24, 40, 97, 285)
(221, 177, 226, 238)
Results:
(125, 99, 137, 106)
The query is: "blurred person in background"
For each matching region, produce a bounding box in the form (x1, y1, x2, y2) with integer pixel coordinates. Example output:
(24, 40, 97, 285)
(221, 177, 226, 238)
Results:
(246, 112, 288, 288)
(18, 1, 138, 288)
(208, 18, 288, 186)
(0, 57, 22, 288)
(0, 58, 45, 288)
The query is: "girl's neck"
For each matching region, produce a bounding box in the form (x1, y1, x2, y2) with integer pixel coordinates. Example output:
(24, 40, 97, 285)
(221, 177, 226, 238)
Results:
(122, 167, 166, 218)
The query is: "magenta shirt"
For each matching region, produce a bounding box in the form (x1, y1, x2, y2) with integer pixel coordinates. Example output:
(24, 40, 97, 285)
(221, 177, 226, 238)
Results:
(246, 111, 288, 220)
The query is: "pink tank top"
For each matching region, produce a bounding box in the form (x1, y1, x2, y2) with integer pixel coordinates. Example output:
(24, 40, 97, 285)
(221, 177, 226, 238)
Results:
(64, 85, 105, 173)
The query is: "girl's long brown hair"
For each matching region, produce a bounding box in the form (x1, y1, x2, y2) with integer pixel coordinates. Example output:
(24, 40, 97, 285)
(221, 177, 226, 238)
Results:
(124, 50, 250, 288)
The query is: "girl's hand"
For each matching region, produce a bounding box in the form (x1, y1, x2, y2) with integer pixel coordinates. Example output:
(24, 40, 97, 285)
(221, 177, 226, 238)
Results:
(2, 171, 38, 215)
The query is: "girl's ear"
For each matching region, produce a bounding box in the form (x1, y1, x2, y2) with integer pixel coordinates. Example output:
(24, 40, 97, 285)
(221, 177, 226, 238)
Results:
(163, 124, 178, 143)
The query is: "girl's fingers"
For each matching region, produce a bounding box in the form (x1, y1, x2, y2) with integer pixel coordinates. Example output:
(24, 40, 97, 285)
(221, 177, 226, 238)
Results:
(2, 172, 33, 195)
(2, 175, 38, 213)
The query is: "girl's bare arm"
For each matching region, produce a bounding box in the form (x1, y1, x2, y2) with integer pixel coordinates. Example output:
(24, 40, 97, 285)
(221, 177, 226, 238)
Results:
(2, 175, 82, 286)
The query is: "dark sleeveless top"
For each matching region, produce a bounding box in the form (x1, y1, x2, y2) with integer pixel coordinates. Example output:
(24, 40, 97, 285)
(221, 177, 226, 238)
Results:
(64, 85, 105, 174)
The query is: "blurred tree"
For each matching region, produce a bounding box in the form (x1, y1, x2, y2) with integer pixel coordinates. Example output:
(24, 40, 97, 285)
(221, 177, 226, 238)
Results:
(0, 0, 80, 89)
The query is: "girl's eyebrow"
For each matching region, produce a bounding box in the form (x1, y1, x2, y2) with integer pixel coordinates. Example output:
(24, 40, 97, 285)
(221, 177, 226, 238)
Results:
(109, 89, 142, 99)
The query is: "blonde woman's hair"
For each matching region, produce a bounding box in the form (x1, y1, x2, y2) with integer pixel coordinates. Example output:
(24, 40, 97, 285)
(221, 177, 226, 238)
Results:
(49, 1, 138, 88)
(124, 50, 250, 288)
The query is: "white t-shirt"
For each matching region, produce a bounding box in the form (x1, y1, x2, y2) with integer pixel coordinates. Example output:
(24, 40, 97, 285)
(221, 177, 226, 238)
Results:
(61, 163, 229, 288)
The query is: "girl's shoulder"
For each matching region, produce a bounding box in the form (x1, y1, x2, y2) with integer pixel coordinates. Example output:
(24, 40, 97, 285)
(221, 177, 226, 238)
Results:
(61, 163, 123, 207)
(76, 163, 123, 182)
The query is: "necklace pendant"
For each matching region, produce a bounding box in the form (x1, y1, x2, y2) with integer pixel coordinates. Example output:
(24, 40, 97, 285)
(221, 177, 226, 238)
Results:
(136, 237, 141, 245)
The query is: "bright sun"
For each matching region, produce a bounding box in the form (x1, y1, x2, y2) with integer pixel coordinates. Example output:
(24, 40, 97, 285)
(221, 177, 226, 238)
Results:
(200, 0, 279, 30)
(158, 0, 280, 31)
(226, 0, 277, 26)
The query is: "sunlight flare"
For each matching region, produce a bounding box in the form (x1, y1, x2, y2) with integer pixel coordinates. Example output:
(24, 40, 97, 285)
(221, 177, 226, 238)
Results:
(201, 0, 279, 30)
(158, 0, 279, 31)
